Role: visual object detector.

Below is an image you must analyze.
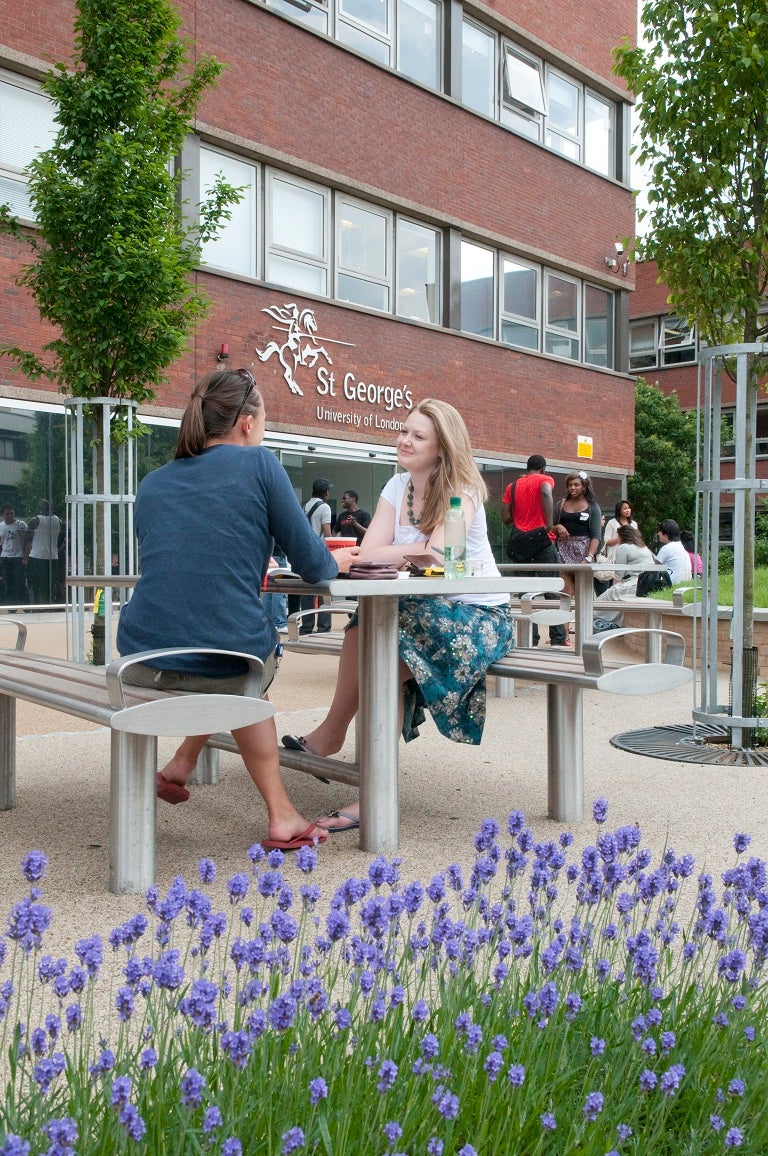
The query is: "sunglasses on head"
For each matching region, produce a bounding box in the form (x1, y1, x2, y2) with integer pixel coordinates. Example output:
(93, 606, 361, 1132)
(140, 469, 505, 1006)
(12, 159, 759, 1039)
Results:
(231, 368, 255, 427)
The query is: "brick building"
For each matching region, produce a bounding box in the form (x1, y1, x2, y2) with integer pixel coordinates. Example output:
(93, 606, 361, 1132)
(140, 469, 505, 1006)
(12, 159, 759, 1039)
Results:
(0, 0, 638, 556)
(629, 260, 768, 543)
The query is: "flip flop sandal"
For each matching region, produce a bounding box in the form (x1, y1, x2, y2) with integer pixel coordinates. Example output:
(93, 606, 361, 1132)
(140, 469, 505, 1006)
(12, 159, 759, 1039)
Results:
(281, 735, 330, 784)
(320, 809, 360, 833)
(156, 773, 190, 805)
(261, 824, 328, 851)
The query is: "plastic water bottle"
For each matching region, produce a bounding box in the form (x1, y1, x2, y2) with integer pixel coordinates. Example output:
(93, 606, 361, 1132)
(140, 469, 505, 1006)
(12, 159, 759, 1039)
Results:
(443, 495, 466, 579)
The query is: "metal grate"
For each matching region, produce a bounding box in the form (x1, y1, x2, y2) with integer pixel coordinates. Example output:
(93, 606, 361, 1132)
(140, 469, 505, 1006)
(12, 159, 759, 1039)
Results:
(611, 724, 768, 768)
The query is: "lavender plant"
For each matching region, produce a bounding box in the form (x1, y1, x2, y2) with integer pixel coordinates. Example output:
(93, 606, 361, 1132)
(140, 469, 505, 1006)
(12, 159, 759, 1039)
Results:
(1, 802, 766, 1154)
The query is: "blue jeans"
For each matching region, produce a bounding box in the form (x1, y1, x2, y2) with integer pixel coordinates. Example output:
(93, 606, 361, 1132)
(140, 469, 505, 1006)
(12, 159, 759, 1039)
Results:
(261, 554, 287, 630)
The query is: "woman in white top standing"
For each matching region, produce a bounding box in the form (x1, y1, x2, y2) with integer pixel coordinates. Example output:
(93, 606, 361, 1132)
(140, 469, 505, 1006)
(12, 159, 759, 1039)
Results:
(603, 499, 638, 561)
(281, 398, 515, 832)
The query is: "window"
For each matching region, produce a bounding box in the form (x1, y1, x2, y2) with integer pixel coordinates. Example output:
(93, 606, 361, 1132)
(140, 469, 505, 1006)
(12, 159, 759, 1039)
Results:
(199, 149, 258, 277)
(629, 316, 697, 371)
(545, 70, 580, 162)
(585, 91, 614, 177)
(501, 256, 539, 349)
(336, 197, 391, 310)
(396, 218, 440, 323)
(267, 0, 441, 88)
(584, 285, 613, 368)
(267, 172, 330, 295)
(545, 271, 579, 360)
(461, 20, 495, 117)
(0, 73, 57, 220)
(501, 47, 545, 140)
(460, 241, 495, 338)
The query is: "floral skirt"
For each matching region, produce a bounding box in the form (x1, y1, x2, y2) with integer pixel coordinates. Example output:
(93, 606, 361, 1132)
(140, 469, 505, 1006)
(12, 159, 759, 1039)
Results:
(397, 597, 516, 746)
(556, 536, 590, 566)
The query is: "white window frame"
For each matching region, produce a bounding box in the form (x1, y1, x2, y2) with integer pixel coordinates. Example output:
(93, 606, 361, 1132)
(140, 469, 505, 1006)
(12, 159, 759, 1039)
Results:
(499, 254, 540, 351)
(659, 316, 696, 365)
(545, 67, 582, 162)
(544, 269, 581, 360)
(395, 216, 441, 324)
(335, 194, 392, 311)
(266, 169, 330, 295)
(629, 318, 658, 371)
(583, 282, 614, 368)
(0, 70, 57, 223)
(199, 146, 259, 279)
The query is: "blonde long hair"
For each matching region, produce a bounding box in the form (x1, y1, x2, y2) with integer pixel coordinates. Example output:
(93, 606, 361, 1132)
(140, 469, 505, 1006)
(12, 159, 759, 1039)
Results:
(413, 398, 487, 534)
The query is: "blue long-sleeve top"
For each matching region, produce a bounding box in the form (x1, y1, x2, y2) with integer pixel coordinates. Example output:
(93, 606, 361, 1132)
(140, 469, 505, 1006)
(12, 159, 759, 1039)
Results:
(117, 444, 338, 676)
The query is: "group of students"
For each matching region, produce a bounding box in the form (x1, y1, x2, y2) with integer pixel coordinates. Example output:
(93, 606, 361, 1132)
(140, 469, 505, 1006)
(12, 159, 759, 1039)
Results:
(119, 368, 512, 850)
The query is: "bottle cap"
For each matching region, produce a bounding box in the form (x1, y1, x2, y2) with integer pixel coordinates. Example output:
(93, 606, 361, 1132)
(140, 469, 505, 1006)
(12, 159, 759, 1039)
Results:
(449, 496, 461, 507)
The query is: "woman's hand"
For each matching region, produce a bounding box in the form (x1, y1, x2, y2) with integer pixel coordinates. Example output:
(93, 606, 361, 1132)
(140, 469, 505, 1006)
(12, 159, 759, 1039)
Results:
(331, 547, 360, 573)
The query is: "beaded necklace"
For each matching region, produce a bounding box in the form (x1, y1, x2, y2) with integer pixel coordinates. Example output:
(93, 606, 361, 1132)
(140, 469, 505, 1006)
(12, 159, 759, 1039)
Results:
(405, 479, 422, 527)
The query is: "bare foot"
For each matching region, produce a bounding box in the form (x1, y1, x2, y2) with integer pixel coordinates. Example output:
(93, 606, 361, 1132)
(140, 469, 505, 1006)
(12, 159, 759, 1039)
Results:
(264, 817, 329, 848)
(315, 802, 359, 831)
(159, 752, 197, 788)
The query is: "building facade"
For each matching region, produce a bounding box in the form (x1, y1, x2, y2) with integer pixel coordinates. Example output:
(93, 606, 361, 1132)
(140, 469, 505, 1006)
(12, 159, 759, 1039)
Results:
(0, 0, 638, 563)
(629, 260, 768, 543)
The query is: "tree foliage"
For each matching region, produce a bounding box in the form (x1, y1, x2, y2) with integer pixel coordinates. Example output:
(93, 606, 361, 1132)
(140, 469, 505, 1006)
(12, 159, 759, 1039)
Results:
(628, 379, 697, 544)
(0, 0, 240, 404)
(614, 0, 768, 353)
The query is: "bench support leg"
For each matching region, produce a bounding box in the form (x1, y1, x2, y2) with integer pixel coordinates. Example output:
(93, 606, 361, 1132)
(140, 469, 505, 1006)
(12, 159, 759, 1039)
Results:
(357, 594, 400, 853)
(0, 692, 15, 810)
(546, 684, 584, 823)
(110, 730, 157, 894)
(494, 676, 515, 699)
(190, 746, 220, 786)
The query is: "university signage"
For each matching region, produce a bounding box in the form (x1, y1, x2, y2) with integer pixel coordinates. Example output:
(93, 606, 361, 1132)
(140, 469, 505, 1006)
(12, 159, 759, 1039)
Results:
(255, 303, 413, 431)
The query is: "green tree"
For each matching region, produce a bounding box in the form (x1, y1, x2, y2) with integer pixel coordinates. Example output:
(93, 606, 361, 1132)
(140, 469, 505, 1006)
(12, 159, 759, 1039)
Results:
(0, 0, 240, 409)
(614, 0, 768, 677)
(628, 379, 697, 543)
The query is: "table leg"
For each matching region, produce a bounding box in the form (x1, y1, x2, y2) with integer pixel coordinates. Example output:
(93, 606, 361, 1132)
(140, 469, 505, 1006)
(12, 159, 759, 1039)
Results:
(573, 569, 595, 655)
(109, 730, 157, 894)
(0, 692, 15, 810)
(547, 683, 584, 823)
(357, 593, 400, 852)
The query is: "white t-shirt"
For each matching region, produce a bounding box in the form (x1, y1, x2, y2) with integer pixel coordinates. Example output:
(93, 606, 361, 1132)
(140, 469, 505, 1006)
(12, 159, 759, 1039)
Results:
(0, 519, 27, 559)
(304, 497, 331, 538)
(381, 473, 506, 606)
(603, 517, 638, 561)
(656, 540, 692, 585)
(28, 514, 62, 560)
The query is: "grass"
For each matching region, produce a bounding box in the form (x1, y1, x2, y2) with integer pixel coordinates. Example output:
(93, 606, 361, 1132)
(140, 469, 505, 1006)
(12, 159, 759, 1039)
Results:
(649, 568, 768, 607)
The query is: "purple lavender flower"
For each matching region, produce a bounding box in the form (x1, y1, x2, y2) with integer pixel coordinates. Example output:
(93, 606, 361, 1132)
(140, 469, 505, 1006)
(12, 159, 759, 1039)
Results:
(660, 1063, 685, 1096)
(203, 1106, 223, 1133)
(734, 833, 751, 854)
(383, 1121, 402, 1145)
(426, 1140, 444, 1156)
(661, 1031, 675, 1052)
(592, 798, 609, 824)
(728, 1079, 745, 1097)
(140, 1048, 157, 1070)
(281, 1126, 305, 1153)
(639, 1069, 657, 1092)
(221, 1029, 253, 1069)
(540, 1112, 556, 1131)
(377, 1059, 398, 1093)
(180, 1067, 206, 1109)
(432, 1087, 459, 1119)
(309, 1076, 328, 1105)
(725, 1128, 743, 1148)
(590, 1037, 606, 1056)
(421, 1033, 439, 1059)
(508, 1064, 525, 1087)
(65, 1003, 82, 1033)
(718, 949, 748, 982)
(295, 844, 318, 873)
(412, 999, 429, 1022)
(110, 1076, 132, 1107)
(565, 992, 582, 1019)
(617, 1124, 633, 1141)
(88, 1048, 116, 1077)
(42, 1118, 78, 1154)
(153, 949, 184, 990)
(7, 897, 53, 951)
(21, 850, 47, 883)
(583, 1091, 603, 1120)
(222, 1141, 243, 1156)
(458, 1147, 477, 1156)
(484, 1050, 504, 1081)
(710, 1115, 725, 1132)
(119, 1104, 146, 1142)
(198, 857, 216, 883)
(227, 872, 250, 903)
(0, 1135, 31, 1155)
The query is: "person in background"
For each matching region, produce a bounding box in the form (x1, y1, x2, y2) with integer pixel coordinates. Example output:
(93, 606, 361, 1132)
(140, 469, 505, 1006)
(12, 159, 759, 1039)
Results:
(552, 471, 602, 598)
(603, 499, 637, 557)
(282, 398, 515, 833)
(502, 454, 568, 647)
(594, 524, 656, 625)
(116, 367, 357, 851)
(680, 529, 703, 577)
(0, 506, 28, 607)
(24, 500, 62, 604)
(332, 489, 371, 545)
(656, 519, 692, 585)
(299, 478, 334, 634)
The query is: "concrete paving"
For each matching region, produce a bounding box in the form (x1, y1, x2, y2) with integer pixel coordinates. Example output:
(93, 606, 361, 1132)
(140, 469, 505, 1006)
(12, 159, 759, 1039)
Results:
(0, 614, 763, 953)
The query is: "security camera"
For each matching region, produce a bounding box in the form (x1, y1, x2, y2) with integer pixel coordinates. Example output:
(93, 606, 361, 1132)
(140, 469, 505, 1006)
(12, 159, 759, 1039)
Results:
(615, 241, 624, 255)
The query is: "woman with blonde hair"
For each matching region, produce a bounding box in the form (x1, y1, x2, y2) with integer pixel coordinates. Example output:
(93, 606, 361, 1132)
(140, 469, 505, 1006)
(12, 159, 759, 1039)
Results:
(117, 367, 357, 850)
(281, 397, 515, 832)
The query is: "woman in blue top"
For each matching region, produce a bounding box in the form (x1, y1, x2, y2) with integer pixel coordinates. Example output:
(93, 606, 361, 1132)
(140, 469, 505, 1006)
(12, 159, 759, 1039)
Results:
(117, 367, 357, 850)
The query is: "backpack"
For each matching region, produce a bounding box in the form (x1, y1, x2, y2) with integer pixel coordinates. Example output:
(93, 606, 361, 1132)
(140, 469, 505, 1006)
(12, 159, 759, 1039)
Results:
(636, 568, 672, 597)
(305, 499, 323, 532)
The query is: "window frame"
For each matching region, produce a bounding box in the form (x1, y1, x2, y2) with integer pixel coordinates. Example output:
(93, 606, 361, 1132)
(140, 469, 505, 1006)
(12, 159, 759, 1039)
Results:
(335, 193, 393, 311)
(394, 215, 442, 324)
(0, 70, 58, 223)
(544, 269, 581, 361)
(199, 145, 260, 279)
(499, 253, 540, 351)
(266, 169, 331, 296)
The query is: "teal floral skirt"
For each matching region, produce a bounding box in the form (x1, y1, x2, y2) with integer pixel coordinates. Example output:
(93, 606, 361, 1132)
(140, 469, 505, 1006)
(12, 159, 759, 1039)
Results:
(397, 597, 515, 745)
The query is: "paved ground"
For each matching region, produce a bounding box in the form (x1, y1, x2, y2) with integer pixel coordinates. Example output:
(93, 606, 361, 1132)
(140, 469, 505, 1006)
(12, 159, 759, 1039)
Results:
(1, 614, 763, 952)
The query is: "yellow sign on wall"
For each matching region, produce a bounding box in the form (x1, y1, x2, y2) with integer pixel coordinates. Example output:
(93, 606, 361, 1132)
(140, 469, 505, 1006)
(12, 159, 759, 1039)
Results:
(577, 436, 593, 459)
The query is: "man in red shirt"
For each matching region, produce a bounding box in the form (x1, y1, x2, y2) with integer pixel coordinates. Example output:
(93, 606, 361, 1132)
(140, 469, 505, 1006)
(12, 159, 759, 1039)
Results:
(502, 455, 568, 647)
